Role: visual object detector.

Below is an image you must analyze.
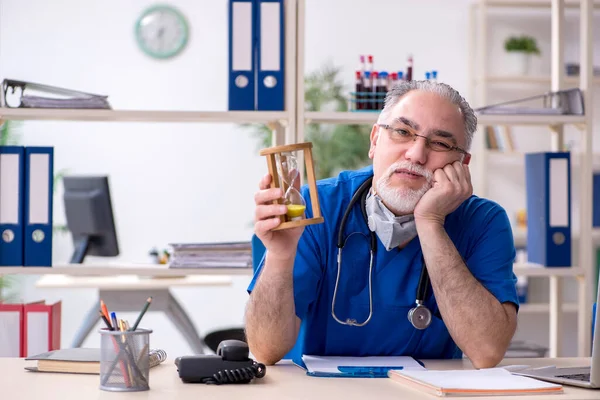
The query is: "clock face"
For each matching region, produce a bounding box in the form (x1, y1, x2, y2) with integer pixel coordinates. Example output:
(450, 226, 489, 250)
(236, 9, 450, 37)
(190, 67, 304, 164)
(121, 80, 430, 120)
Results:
(135, 5, 189, 59)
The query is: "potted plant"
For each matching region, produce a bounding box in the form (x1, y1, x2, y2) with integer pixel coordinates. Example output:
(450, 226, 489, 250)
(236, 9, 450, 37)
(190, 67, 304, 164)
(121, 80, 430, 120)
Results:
(504, 35, 540, 76)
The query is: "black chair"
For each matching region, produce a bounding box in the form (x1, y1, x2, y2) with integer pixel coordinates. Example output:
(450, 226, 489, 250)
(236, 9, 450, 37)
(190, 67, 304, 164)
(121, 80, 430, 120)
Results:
(204, 327, 247, 353)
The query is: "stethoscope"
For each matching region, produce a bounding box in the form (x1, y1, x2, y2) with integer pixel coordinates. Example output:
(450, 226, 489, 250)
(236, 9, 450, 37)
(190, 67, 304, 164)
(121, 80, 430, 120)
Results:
(331, 176, 433, 330)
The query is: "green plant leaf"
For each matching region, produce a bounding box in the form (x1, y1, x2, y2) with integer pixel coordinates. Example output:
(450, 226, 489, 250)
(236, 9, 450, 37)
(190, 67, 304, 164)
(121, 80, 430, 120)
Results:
(504, 35, 540, 55)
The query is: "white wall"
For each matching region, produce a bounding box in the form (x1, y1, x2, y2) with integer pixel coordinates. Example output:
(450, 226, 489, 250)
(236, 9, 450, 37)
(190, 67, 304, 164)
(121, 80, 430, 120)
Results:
(1, 0, 598, 358)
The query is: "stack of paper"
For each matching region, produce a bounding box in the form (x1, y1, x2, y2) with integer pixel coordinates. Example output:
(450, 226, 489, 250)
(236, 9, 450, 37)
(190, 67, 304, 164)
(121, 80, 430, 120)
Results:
(388, 368, 563, 396)
(168, 241, 252, 268)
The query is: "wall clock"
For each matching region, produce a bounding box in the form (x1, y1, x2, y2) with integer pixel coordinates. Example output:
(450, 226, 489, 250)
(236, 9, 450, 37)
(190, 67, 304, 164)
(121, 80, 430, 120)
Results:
(135, 5, 189, 59)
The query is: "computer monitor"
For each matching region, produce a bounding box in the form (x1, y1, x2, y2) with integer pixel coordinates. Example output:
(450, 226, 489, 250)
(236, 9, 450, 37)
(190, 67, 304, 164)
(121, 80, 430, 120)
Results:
(62, 176, 119, 264)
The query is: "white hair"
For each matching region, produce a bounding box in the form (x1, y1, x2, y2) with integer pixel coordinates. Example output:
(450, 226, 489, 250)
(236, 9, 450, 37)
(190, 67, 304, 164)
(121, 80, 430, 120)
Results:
(376, 80, 477, 151)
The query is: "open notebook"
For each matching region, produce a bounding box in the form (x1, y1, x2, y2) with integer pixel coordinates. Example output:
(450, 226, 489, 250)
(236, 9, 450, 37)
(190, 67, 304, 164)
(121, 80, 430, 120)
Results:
(388, 368, 563, 397)
(24, 347, 167, 374)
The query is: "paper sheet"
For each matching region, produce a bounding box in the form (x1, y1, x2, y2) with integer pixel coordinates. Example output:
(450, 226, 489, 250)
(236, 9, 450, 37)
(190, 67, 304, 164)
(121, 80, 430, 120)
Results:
(302, 355, 426, 374)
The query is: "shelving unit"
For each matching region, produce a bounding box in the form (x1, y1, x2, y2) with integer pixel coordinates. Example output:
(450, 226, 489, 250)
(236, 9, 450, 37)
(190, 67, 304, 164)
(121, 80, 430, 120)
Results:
(298, 0, 595, 358)
(0, 108, 290, 124)
(0, 0, 594, 358)
(467, 0, 595, 357)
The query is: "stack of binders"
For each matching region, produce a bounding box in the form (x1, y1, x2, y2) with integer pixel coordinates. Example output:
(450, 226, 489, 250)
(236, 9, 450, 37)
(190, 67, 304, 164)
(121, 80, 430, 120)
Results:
(228, 0, 285, 111)
(0, 146, 54, 267)
(0, 300, 61, 358)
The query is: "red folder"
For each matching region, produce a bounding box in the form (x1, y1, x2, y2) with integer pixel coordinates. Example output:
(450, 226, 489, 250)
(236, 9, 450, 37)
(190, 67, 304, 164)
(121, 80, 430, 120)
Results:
(0, 304, 24, 357)
(23, 301, 61, 357)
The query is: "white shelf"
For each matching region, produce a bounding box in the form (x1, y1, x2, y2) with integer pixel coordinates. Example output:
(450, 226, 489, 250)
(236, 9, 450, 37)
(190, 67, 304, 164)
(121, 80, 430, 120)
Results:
(0, 264, 254, 277)
(480, 0, 600, 9)
(512, 264, 585, 277)
(481, 75, 600, 85)
(520, 303, 578, 313)
(305, 111, 377, 125)
(305, 111, 586, 126)
(477, 113, 586, 125)
(0, 107, 289, 124)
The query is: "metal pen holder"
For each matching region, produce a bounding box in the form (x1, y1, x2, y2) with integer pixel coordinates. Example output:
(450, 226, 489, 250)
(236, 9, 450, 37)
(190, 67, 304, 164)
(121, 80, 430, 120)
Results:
(99, 328, 152, 392)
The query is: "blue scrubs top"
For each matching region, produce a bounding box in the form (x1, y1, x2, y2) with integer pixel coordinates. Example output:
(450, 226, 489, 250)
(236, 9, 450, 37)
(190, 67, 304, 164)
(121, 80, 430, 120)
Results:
(248, 165, 519, 361)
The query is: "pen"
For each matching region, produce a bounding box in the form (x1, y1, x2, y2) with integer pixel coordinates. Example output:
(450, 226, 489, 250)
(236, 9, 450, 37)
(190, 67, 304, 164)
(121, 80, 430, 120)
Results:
(130, 297, 152, 331)
(337, 366, 404, 377)
(110, 312, 119, 331)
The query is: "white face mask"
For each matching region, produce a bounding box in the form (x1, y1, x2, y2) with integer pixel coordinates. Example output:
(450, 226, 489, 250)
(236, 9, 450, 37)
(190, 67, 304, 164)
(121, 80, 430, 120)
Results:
(365, 192, 418, 251)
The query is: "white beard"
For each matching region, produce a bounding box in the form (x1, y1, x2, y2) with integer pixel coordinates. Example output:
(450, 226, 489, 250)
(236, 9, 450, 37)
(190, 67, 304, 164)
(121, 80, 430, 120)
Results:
(375, 161, 433, 214)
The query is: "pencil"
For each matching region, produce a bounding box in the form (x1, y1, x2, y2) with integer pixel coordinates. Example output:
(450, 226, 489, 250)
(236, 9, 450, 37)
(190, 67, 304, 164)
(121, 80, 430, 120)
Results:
(100, 311, 114, 331)
(100, 299, 110, 322)
(130, 297, 152, 331)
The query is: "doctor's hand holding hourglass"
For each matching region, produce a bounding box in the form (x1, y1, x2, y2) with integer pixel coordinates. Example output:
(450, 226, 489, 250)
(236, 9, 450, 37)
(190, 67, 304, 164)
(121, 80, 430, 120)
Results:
(253, 169, 305, 263)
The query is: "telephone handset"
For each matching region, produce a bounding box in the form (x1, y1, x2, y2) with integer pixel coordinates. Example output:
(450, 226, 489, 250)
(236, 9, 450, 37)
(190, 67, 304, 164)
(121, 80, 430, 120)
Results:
(175, 340, 266, 384)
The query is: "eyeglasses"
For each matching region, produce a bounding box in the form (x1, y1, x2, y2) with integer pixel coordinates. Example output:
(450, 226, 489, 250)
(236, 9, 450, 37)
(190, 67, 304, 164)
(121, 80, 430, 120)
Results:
(377, 124, 468, 155)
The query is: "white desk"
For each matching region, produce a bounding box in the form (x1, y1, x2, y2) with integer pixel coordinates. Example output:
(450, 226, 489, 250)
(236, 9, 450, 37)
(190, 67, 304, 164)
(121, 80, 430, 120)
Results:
(4, 357, 600, 399)
(0, 264, 254, 354)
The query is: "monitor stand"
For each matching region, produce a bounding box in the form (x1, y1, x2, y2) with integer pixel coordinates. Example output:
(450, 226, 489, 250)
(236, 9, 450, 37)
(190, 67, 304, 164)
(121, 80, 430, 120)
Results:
(70, 236, 90, 264)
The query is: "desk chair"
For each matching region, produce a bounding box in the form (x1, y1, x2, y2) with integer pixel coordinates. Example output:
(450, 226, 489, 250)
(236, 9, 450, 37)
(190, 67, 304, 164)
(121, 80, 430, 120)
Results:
(203, 235, 305, 361)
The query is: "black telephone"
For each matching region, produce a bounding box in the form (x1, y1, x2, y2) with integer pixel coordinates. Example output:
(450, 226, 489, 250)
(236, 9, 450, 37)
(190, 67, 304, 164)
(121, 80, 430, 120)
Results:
(175, 339, 266, 384)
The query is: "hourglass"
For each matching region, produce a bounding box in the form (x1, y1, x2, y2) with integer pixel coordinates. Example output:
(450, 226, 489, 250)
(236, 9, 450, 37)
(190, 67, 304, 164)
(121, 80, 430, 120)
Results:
(260, 142, 324, 230)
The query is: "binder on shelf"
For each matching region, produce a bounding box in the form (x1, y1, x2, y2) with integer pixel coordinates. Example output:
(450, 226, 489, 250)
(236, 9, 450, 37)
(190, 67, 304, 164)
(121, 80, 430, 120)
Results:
(593, 173, 600, 227)
(0, 303, 24, 357)
(228, 0, 256, 111)
(23, 301, 61, 358)
(525, 152, 571, 267)
(0, 146, 25, 266)
(23, 147, 53, 267)
(256, 0, 284, 111)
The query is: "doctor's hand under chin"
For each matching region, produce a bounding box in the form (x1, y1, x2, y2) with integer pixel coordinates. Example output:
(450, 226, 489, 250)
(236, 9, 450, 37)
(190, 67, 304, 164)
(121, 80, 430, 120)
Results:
(413, 161, 473, 227)
(254, 173, 305, 262)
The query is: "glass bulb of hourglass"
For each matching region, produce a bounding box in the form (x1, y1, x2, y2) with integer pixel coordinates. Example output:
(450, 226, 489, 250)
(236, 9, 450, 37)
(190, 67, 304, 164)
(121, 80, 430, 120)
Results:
(285, 187, 306, 220)
(276, 152, 307, 221)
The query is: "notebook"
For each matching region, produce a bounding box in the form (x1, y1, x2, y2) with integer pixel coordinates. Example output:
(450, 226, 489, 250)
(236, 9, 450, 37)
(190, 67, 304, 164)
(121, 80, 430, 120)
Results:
(301, 355, 425, 377)
(388, 368, 563, 397)
(24, 347, 167, 374)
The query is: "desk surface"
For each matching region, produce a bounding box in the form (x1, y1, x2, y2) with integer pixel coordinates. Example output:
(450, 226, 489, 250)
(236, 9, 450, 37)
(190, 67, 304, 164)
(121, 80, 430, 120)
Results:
(4, 357, 600, 399)
(34, 274, 234, 289)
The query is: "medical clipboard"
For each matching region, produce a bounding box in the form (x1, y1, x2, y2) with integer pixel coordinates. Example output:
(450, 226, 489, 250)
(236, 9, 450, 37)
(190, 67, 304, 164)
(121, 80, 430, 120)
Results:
(1, 79, 111, 109)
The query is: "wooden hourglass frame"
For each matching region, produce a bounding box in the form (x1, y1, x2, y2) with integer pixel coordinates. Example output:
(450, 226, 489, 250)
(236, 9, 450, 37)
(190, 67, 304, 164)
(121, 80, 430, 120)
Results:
(259, 142, 324, 230)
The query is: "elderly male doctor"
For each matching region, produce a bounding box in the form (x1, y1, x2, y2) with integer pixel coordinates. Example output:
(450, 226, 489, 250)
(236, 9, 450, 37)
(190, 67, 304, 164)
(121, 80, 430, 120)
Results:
(245, 80, 519, 369)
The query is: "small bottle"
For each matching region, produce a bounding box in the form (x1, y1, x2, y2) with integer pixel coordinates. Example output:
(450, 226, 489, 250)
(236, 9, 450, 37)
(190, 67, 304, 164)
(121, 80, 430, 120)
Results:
(367, 55, 374, 75)
(377, 71, 388, 110)
(355, 70, 363, 110)
(405, 54, 413, 81)
(390, 72, 398, 88)
(432, 70, 438, 83)
(370, 71, 379, 110)
(363, 71, 372, 111)
(398, 71, 404, 81)
(358, 55, 366, 76)
(425, 71, 431, 81)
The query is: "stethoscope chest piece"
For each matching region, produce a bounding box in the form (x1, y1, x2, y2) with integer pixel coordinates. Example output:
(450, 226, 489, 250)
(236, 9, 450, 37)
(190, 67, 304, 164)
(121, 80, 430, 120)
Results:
(408, 303, 432, 330)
